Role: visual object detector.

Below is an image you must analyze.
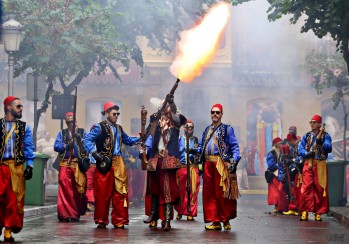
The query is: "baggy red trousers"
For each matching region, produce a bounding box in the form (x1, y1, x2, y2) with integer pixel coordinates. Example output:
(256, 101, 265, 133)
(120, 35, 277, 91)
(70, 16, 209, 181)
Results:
(145, 158, 179, 221)
(277, 182, 289, 212)
(288, 173, 301, 211)
(0, 164, 24, 234)
(202, 161, 237, 223)
(267, 177, 279, 205)
(299, 160, 329, 214)
(57, 165, 87, 220)
(93, 166, 128, 226)
(174, 167, 200, 217)
(85, 165, 96, 204)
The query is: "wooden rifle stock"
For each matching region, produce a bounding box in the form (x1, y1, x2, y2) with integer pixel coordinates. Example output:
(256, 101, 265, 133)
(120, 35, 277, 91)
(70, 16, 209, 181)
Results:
(141, 106, 148, 170)
(186, 135, 191, 213)
(308, 123, 326, 170)
(67, 86, 78, 164)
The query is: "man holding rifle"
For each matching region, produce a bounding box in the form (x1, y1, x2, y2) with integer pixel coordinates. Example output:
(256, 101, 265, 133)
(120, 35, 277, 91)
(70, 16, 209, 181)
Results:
(84, 102, 141, 229)
(298, 114, 332, 221)
(142, 94, 186, 231)
(54, 112, 89, 222)
(175, 119, 200, 221)
(190, 104, 240, 231)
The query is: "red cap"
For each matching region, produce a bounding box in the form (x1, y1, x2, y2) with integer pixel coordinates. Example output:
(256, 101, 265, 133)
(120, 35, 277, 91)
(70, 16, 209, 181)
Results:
(3, 96, 19, 107)
(310, 114, 322, 123)
(65, 112, 74, 118)
(102, 101, 119, 115)
(286, 133, 297, 141)
(186, 119, 193, 124)
(272, 137, 283, 146)
(211, 103, 223, 113)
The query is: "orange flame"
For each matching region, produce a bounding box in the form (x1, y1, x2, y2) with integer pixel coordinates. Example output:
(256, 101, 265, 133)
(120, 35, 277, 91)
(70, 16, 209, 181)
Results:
(169, 2, 230, 82)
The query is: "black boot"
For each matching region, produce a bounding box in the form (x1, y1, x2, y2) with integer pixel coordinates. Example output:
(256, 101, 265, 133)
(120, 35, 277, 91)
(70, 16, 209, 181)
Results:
(143, 195, 159, 224)
(163, 203, 172, 231)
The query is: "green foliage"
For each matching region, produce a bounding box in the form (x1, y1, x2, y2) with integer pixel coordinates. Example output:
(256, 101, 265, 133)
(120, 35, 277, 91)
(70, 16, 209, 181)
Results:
(266, 0, 349, 74)
(306, 52, 349, 110)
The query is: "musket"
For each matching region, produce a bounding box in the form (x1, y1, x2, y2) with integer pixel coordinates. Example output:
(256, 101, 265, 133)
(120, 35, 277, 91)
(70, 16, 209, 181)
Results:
(67, 86, 78, 164)
(308, 123, 326, 170)
(140, 106, 148, 170)
(147, 78, 181, 136)
(282, 155, 295, 203)
(186, 134, 191, 213)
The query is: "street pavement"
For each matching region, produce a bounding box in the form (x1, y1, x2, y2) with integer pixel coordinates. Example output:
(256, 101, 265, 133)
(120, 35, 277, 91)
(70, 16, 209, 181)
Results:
(12, 190, 349, 243)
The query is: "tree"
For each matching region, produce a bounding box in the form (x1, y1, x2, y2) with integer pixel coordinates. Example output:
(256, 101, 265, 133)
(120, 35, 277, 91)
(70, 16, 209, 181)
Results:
(306, 52, 349, 160)
(266, 0, 349, 75)
(263, 0, 349, 160)
(2, 0, 221, 141)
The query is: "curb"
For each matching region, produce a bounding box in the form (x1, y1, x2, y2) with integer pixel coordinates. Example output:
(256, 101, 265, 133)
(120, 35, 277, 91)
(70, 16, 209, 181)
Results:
(329, 209, 349, 227)
(24, 205, 57, 218)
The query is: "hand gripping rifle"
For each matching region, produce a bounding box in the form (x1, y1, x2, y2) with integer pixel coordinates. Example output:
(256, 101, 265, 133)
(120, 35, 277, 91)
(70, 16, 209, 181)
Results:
(308, 123, 326, 170)
(147, 78, 181, 136)
(67, 86, 78, 164)
(186, 135, 191, 213)
(140, 106, 148, 170)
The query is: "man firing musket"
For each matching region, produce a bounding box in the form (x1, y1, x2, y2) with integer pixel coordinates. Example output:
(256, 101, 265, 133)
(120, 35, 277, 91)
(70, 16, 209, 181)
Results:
(141, 79, 187, 231)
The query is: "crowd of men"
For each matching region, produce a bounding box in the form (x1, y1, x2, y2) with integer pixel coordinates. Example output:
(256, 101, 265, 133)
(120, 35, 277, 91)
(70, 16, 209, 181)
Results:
(0, 95, 333, 242)
(266, 116, 332, 222)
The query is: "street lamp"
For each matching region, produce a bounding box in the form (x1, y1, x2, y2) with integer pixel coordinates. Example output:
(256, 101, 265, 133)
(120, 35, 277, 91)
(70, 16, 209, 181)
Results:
(2, 17, 23, 96)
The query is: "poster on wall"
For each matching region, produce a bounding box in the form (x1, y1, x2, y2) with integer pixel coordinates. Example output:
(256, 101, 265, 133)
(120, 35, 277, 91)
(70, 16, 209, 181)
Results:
(246, 99, 282, 176)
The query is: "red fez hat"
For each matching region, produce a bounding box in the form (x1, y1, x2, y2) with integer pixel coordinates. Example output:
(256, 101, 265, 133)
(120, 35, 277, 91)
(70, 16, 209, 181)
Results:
(211, 103, 223, 113)
(3, 96, 19, 107)
(65, 112, 74, 118)
(310, 114, 322, 123)
(272, 137, 283, 146)
(101, 101, 119, 115)
(286, 133, 297, 141)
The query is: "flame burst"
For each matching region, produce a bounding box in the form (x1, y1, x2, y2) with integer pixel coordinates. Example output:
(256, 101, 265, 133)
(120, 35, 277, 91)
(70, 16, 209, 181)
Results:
(169, 2, 231, 82)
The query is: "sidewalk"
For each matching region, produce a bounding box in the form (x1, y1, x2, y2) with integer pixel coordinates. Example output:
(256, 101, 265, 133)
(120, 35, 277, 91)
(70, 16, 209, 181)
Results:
(329, 207, 349, 226)
(24, 185, 57, 218)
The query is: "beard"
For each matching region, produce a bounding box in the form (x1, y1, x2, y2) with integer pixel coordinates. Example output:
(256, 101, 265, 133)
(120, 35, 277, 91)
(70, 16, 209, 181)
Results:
(11, 109, 22, 119)
(185, 131, 193, 137)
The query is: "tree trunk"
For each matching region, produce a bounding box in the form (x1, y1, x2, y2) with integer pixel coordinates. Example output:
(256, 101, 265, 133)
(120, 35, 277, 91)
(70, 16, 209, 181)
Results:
(341, 98, 348, 161)
(343, 39, 349, 76)
(33, 70, 87, 147)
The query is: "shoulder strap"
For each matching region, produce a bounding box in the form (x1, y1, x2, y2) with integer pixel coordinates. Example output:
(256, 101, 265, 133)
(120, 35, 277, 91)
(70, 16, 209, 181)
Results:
(199, 124, 222, 160)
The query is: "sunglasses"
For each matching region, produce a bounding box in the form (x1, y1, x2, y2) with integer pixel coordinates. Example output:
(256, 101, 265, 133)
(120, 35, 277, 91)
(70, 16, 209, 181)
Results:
(16, 104, 23, 109)
(186, 126, 194, 129)
(111, 112, 120, 116)
(309, 121, 318, 124)
(211, 111, 221, 115)
(66, 121, 74, 124)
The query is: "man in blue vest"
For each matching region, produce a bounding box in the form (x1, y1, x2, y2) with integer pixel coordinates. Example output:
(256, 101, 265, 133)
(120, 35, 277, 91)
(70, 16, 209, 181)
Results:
(84, 101, 140, 229)
(191, 103, 240, 231)
(0, 96, 35, 242)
